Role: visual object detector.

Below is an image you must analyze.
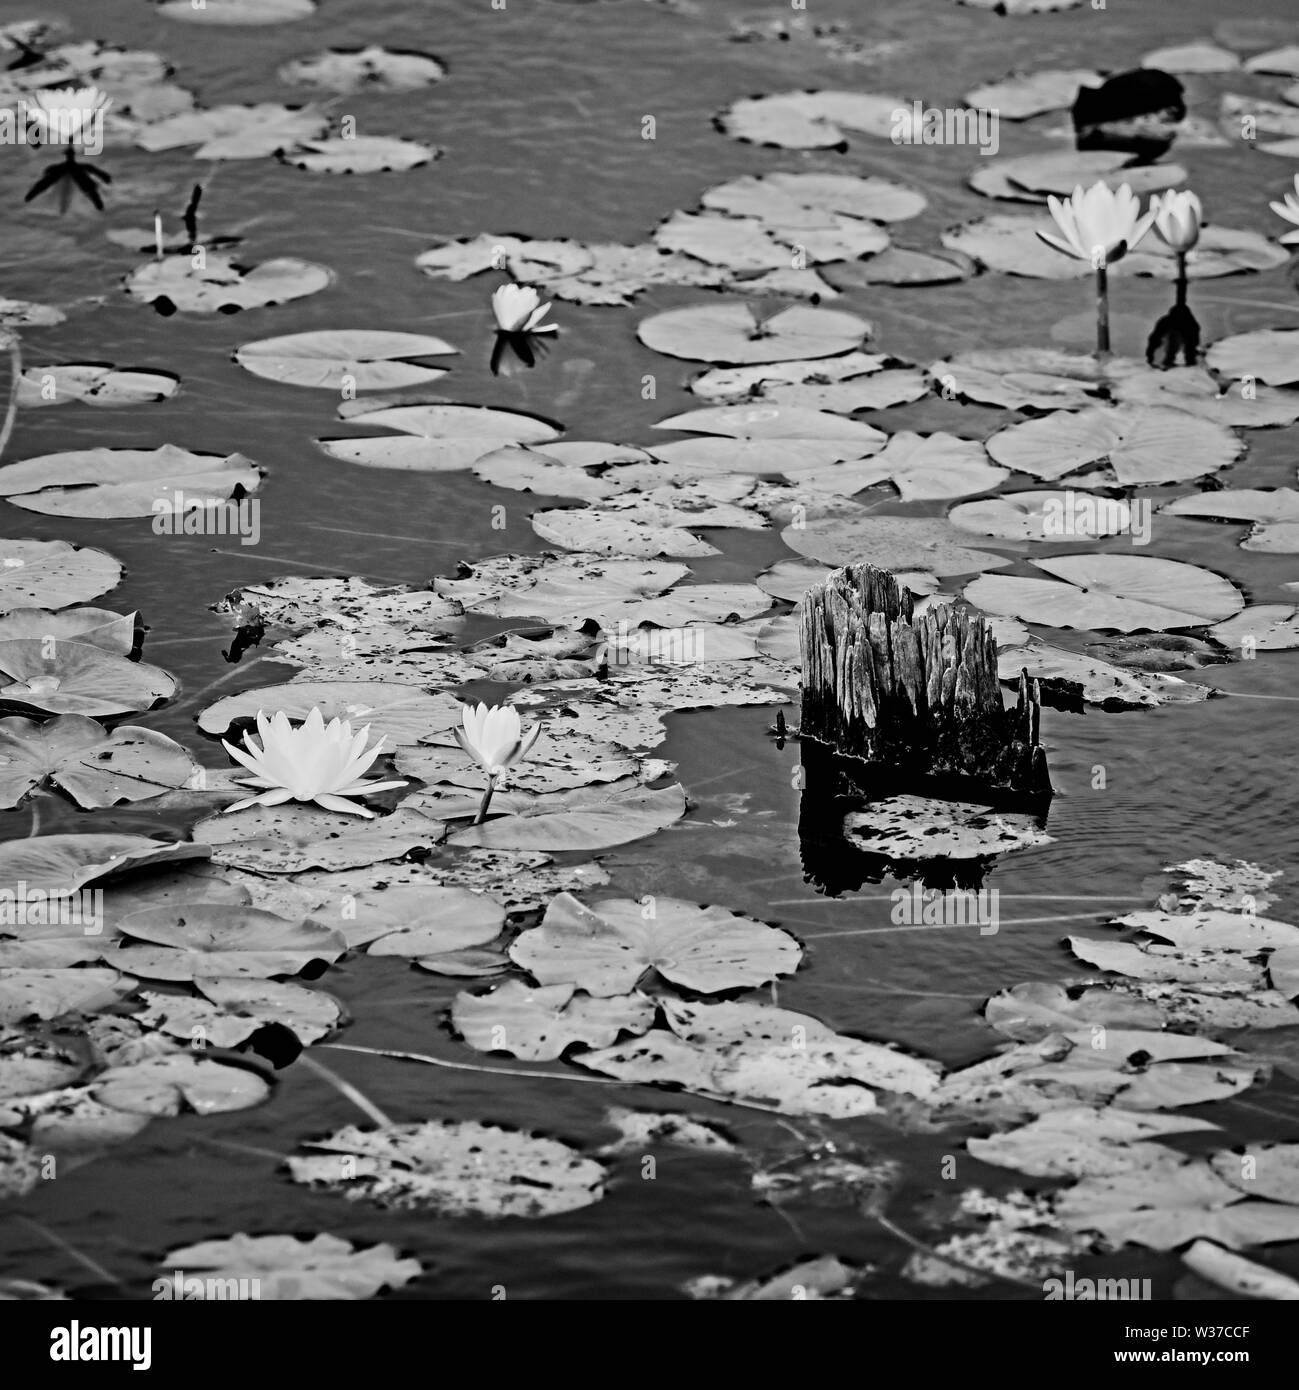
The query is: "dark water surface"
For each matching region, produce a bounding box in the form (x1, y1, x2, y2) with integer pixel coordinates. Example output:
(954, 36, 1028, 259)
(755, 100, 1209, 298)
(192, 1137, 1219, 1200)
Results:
(1, 0, 1298, 1298)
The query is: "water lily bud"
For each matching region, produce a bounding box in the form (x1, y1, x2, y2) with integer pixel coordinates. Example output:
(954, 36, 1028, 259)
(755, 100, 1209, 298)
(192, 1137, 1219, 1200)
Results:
(1151, 189, 1202, 253)
(491, 284, 558, 334)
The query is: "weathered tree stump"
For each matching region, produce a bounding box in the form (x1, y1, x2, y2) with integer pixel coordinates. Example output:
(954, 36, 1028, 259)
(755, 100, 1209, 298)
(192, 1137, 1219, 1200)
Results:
(799, 563, 1051, 798)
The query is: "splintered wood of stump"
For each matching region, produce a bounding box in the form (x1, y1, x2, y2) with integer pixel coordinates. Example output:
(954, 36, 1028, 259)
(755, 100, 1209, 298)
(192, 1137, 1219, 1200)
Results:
(799, 562, 1051, 796)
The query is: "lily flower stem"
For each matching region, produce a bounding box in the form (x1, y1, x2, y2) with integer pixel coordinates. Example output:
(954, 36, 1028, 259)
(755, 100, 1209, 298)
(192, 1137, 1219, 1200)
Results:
(1175, 254, 1188, 309)
(1094, 264, 1111, 360)
(0, 330, 21, 464)
(475, 776, 498, 825)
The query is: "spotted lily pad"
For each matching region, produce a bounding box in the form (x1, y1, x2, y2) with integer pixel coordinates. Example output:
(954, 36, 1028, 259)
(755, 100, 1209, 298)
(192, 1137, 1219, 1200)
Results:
(126, 253, 332, 314)
(288, 1120, 606, 1217)
(0, 716, 196, 808)
(844, 796, 1053, 859)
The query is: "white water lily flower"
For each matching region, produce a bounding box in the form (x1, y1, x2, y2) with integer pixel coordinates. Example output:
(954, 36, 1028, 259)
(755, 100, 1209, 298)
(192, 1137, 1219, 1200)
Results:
(1037, 181, 1156, 266)
(1151, 189, 1202, 253)
(29, 85, 111, 146)
(221, 706, 406, 817)
(491, 283, 557, 334)
(454, 702, 541, 779)
(1269, 174, 1299, 246)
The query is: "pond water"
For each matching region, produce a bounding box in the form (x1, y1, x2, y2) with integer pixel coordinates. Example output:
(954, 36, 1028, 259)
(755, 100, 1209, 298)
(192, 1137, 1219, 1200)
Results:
(2, 0, 1299, 1302)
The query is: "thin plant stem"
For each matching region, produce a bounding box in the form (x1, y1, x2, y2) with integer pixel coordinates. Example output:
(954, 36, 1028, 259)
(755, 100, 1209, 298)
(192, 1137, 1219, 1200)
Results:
(1095, 264, 1110, 359)
(1175, 253, 1188, 309)
(0, 331, 22, 463)
(296, 1052, 394, 1128)
(9, 1215, 121, 1287)
(475, 776, 497, 824)
(323, 1042, 624, 1086)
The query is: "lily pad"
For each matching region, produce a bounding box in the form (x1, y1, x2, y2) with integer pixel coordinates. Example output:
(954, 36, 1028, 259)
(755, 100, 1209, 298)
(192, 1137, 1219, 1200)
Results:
(986, 406, 1242, 486)
(1161, 489, 1299, 552)
(447, 779, 687, 852)
(288, 1120, 606, 1217)
(279, 47, 446, 92)
(0, 716, 196, 809)
(965, 555, 1244, 632)
(844, 796, 1053, 859)
(138, 979, 343, 1048)
(577, 998, 941, 1118)
(157, 1233, 420, 1300)
(319, 404, 561, 472)
(113, 904, 347, 980)
(452, 980, 656, 1059)
(0, 836, 206, 898)
(1210, 605, 1299, 652)
(637, 303, 869, 365)
(91, 1053, 270, 1116)
(364, 888, 506, 959)
(951, 491, 1134, 541)
(157, 0, 316, 21)
(17, 365, 178, 408)
(997, 643, 1211, 708)
(192, 805, 440, 875)
(0, 444, 261, 519)
(282, 137, 439, 174)
(1206, 329, 1299, 386)
(197, 682, 461, 744)
(965, 69, 1102, 119)
(509, 892, 801, 996)
(126, 253, 332, 314)
(0, 541, 121, 613)
(781, 508, 1013, 574)
(0, 640, 174, 717)
(234, 330, 456, 390)
(719, 90, 915, 149)
(135, 103, 327, 156)
(929, 348, 1109, 410)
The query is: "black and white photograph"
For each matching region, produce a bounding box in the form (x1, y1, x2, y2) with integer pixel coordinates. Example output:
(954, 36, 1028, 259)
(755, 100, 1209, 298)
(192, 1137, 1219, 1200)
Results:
(0, 0, 1296, 1353)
